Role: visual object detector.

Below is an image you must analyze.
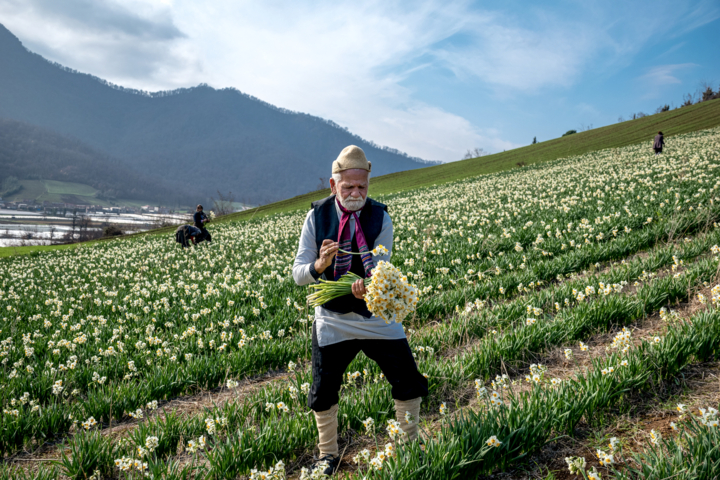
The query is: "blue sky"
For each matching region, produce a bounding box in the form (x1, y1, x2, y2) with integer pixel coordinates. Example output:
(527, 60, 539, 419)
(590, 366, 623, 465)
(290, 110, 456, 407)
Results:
(0, 0, 718, 162)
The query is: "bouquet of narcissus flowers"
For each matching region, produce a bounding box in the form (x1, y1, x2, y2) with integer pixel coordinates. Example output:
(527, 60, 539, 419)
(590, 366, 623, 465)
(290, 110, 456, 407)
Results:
(365, 261, 420, 323)
(307, 260, 419, 324)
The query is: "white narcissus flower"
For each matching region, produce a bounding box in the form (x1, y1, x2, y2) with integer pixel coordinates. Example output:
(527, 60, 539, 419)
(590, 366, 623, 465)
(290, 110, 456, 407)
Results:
(486, 435, 502, 447)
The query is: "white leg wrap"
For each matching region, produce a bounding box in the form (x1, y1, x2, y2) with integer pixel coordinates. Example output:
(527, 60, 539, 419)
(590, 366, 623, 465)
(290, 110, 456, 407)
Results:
(394, 397, 422, 441)
(313, 404, 339, 457)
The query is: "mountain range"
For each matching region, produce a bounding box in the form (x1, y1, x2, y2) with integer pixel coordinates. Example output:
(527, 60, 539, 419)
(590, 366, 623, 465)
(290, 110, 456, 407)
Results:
(0, 23, 435, 206)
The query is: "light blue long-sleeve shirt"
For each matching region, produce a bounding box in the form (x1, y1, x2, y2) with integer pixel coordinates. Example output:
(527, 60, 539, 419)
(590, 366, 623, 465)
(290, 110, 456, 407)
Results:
(292, 200, 406, 346)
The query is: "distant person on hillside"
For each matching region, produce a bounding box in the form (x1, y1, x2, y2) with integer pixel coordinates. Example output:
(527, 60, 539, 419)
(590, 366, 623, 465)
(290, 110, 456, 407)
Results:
(292, 145, 427, 476)
(653, 131, 665, 155)
(175, 224, 202, 248)
(193, 204, 212, 244)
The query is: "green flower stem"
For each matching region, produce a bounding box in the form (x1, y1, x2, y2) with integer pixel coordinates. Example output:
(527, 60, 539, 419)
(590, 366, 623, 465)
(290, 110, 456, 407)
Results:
(307, 272, 371, 307)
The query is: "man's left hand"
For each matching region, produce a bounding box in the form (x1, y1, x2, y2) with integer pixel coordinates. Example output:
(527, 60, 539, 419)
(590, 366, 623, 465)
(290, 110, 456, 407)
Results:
(351, 279, 366, 299)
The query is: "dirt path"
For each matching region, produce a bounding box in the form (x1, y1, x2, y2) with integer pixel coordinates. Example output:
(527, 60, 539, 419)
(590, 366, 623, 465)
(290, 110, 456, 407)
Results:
(504, 291, 719, 480)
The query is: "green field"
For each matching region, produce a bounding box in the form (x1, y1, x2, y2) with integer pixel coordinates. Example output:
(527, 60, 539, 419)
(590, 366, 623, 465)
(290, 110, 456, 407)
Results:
(2, 179, 157, 208)
(43, 179, 98, 196)
(2, 179, 48, 202)
(1, 126, 719, 479)
(0, 242, 82, 259)
(3, 179, 100, 204)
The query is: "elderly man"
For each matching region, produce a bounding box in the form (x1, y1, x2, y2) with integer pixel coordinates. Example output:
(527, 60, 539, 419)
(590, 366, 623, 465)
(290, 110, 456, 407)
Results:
(293, 145, 428, 475)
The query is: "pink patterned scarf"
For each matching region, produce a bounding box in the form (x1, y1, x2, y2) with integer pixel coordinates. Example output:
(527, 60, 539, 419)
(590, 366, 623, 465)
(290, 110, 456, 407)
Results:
(334, 199, 374, 280)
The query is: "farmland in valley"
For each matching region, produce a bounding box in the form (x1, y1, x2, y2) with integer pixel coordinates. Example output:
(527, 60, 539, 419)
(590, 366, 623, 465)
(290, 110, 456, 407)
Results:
(1, 179, 130, 207)
(1, 127, 720, 479)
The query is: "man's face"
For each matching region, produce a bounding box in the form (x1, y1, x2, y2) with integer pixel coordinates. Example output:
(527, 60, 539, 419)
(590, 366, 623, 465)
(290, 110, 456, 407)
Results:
(331, 169, 368, 211)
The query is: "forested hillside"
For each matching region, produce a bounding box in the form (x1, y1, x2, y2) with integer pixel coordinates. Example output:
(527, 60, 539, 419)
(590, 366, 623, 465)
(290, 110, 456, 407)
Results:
(0, 119, 176, 203)
(0, 23, 435, 205)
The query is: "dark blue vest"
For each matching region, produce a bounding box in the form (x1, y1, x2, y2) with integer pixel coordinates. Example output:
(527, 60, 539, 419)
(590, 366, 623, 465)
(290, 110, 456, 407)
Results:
(312, 195, 388, 317)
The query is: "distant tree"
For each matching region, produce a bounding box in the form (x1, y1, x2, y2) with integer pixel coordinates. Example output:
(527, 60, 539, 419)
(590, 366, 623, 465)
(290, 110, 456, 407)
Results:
(211, 190, 236, 216)
(463, 148, 487, 160)
(77, 216, 101, 242)
(316, 177, 329, 190)
(102, 225, 123, 237)
(656, 104, 670, 113)
(618, 116, 624, 123)
(97, 188, 117, 201)
(532, 137, 537, 144)
(681, 93, 695, 107)
(562, 130, 577, 137)
(0, 176, 21, 197)
(701, 86, 716, 102)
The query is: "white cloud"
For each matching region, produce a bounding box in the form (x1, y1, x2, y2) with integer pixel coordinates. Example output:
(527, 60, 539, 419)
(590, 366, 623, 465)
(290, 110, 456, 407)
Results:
(432, 14, 596, 92)
(641, 63, 698, 86)
(0, 0, 717, 161)
(637, 63, 699, 100)
(2, 0, 512, 161)
(170, 0, 488, 160)
(0, 0, 198, 88)
(658, 41, 687, 58)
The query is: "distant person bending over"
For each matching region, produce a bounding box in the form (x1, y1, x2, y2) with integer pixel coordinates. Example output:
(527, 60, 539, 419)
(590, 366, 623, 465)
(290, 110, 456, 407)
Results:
(193, 204, 212, 244)
(653, 131, 665, 155)
(175, 224, 202, 248)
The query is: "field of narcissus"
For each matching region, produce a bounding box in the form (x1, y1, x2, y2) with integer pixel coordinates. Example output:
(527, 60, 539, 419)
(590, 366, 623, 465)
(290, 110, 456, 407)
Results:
(2, 128, 720, 479)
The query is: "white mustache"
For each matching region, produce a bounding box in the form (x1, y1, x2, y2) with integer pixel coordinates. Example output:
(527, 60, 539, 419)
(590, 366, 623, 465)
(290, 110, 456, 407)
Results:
(340, 194, 366, 211)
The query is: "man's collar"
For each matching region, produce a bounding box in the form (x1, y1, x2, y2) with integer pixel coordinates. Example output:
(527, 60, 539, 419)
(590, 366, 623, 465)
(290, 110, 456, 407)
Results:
(334, 197, 345, 220)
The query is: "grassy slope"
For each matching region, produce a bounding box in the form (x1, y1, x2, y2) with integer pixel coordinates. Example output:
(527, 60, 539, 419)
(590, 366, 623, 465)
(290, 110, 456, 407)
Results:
(5, 179, 98, 203)
(218, 98, 720, 222)
(44, 179, 97, 196)
(0, 242, 81, 258)
(2, 179, 47, 202)
(2, 99, 719, 259)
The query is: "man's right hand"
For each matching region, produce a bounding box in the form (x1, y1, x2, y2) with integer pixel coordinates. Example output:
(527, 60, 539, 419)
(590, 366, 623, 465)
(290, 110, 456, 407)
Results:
(315, 239, 339, 274)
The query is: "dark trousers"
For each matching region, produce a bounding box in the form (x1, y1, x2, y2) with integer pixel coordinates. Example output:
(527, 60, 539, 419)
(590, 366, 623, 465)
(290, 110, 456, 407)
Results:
(308, 323, 428, 412)
(654, 147, 662, 154)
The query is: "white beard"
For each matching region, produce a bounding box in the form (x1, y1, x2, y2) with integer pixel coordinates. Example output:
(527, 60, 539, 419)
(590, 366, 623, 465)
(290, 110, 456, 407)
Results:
(339, 194, 366, 211)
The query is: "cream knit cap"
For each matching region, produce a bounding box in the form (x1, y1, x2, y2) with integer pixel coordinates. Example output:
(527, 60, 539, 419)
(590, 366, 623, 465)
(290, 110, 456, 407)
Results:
(332, 145, 372, 174)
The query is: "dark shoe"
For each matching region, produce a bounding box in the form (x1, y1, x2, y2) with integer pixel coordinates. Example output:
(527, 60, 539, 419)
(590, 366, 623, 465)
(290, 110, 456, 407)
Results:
(311, 454, 340, 476)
